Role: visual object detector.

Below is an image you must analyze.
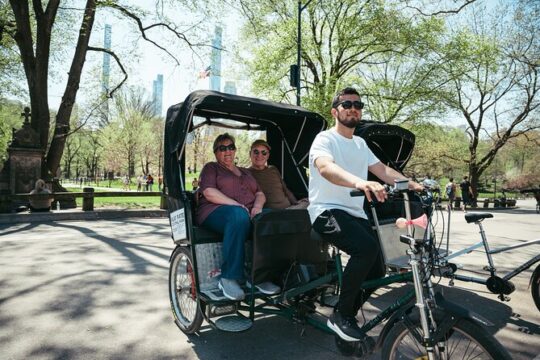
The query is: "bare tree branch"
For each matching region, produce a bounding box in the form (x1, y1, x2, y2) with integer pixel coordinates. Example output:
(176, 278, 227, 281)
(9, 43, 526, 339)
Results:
(404, 0, 477, 17)
(88, 46, 127, 98)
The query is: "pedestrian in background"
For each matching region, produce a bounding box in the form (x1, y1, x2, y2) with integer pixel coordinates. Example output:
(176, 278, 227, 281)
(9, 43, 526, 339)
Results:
(445, 177, 457, 211)
(460, 176, 473, 212)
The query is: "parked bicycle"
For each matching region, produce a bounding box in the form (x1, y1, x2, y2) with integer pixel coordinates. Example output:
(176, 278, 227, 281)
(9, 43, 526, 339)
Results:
(413, 180, 540, 312)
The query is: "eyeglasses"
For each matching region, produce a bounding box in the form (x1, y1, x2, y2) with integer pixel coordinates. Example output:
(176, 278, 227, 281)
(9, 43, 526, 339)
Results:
(216, 144, 236, 152)
(252, 149, 268, 156)
(336, 100, 364, 110)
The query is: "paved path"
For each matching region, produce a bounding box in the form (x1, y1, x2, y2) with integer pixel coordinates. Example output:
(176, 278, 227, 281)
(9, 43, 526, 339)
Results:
(0, 200, 538, 359)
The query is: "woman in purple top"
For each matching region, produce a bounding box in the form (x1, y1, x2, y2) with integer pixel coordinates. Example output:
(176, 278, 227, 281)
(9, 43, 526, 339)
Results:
(197, 133, 266, 301)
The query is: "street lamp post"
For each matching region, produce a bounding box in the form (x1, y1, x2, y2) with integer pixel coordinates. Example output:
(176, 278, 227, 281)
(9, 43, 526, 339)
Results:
(295, 0, 314, 106)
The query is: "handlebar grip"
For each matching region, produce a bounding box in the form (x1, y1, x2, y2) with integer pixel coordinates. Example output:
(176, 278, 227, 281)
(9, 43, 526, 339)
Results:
(350, 190, 365, 197)
(400, 235, 414, 245)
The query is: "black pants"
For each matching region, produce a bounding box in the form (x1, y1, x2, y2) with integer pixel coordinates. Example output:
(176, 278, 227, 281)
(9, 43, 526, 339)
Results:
(313, 209, 385, 317)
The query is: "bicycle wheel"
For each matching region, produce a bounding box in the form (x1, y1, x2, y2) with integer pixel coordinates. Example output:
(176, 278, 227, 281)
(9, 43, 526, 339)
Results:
(169, 246, 204, 334)
(531, 264, 540, 312)
(382, 314, 511, 359)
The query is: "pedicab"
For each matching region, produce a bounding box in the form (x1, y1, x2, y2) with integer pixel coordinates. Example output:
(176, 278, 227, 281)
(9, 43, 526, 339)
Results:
(163, 90, 510, 359)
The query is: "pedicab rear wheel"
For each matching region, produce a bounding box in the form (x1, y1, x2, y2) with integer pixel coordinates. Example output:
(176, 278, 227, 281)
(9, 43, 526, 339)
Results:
(169, 245, 204, 334)
(531, 264, 540, 312)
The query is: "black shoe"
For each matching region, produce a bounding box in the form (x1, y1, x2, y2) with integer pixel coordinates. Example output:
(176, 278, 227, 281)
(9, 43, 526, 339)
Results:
(327, 312, 365, 342)
(335, 334, 376, 357)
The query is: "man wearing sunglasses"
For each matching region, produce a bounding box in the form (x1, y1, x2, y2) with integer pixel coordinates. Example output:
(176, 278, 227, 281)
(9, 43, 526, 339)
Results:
(308, 87, 423, 344)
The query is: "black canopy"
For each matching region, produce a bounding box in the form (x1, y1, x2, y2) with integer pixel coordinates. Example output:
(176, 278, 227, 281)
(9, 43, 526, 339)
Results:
(355, 121, 415, 173)
(164, 90, 327, 198)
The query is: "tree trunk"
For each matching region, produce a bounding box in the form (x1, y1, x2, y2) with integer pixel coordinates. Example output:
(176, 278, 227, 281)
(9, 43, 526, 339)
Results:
(45, 0, 96, 178)
(9, 0, 58, 164)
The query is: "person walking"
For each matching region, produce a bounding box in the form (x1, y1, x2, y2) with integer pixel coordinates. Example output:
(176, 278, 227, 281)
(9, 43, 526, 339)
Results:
(137, 175, 143, 192)
(445, 177, 457, 210)
(460, 176, 473, 212)
(146, 174, 154, 191)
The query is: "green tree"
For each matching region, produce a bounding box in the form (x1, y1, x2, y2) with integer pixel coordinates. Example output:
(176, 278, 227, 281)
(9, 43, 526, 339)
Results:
(405, 122, 468, 179)
(103, 87, 156, 177)
(0, 98, 23, 163)
(3, 0, 210, 182)
(438, 2, 540, 196)
(236, 0, 467, 124)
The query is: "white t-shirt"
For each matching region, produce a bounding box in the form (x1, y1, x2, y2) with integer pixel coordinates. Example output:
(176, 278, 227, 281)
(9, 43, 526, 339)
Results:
(308, 128, 379, 222)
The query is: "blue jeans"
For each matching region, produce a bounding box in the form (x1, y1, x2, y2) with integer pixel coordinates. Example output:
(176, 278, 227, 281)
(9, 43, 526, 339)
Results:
(202, 205, 251, 280)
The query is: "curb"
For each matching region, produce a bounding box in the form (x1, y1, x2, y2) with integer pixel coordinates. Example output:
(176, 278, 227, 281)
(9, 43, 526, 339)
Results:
(0, 209, 168, 225)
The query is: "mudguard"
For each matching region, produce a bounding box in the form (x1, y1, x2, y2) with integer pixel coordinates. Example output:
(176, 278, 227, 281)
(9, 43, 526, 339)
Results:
(376, 292, 493, 349)
(529, 263, 540, 289)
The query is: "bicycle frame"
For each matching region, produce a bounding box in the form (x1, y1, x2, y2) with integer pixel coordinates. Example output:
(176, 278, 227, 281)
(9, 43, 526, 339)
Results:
(442, 213, 540, 293)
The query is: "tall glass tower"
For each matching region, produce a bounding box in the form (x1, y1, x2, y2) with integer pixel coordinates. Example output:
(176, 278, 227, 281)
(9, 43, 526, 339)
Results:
(223, 81, 237, 95)
(152, 74, 163, 116)
(210, 26, 222, 91)
(100, 24, 112, 126)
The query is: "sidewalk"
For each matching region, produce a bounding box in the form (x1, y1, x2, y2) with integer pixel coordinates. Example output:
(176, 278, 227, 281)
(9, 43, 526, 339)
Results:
(0, 200, 538, 359)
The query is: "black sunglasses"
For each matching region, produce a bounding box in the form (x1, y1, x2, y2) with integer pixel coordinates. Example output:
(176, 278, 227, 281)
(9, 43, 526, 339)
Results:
(252, 149, 268, 156)
(336, 100, 364, 110)
(216, 144, 236, 152)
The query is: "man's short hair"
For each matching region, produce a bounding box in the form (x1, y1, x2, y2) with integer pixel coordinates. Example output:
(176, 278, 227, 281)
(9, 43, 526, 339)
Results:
(213, 133, 235, 152)
(332, 87, 361, 108)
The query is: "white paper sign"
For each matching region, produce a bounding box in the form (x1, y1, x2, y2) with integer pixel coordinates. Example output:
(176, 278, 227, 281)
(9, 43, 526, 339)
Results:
(170, 208, 187, 241)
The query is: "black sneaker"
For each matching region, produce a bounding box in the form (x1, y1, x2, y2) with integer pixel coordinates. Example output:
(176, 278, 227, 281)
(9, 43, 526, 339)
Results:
(335, 334, 376, 357)
(327, 312, 365, 342)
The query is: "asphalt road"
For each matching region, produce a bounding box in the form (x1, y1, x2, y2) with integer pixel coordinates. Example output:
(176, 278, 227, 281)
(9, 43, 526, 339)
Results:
(0, 199, 538, 359)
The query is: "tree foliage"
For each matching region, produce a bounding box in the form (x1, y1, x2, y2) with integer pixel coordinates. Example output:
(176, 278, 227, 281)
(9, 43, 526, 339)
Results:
(0, 98, 23, 164)
(437, 2, 540, 195)
(3, 0, 209, 181)
(236, 0, 460, 124)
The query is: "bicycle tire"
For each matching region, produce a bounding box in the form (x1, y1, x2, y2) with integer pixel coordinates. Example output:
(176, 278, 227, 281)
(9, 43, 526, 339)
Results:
(531, 264, 540, 312)
(381, 314, 511, 359)
(169, 246, 205, 334)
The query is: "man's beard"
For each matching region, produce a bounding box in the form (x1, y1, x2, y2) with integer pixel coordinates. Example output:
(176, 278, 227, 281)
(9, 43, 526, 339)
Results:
(337, 113, 361, 129)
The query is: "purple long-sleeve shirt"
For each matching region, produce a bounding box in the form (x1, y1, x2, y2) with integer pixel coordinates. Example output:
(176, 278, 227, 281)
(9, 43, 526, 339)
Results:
(196, 162, 262, 225)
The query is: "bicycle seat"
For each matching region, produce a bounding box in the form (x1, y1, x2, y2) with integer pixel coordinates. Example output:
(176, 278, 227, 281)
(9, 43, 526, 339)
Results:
(464, 213, 493, 223)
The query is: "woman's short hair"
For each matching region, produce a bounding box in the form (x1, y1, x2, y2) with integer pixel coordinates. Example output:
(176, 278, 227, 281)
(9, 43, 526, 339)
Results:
(35, 179, 46, 190)
(213, 133, 236, 152)
(250, 139, 271, 151)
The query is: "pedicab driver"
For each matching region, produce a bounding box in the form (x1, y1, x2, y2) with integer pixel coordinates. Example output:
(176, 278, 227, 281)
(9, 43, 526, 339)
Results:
(308, 87, 423, 343)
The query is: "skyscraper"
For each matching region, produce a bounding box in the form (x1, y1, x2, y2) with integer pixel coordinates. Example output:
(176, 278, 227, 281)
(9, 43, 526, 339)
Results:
(210, 26, 222, 91)
(100, 24, 112, 126)
(102, 24, 111, 94)
(152, 74, 163, 117)
(223, 81, 237, 95)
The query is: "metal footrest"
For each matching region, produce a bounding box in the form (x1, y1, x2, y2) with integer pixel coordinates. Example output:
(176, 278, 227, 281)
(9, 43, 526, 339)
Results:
(214, 315, 253, 332)
(321, 293, 339, 307)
